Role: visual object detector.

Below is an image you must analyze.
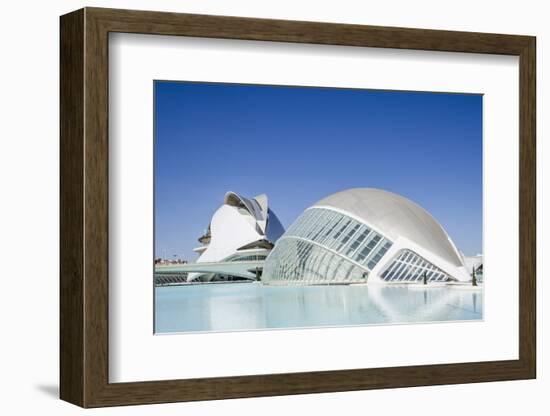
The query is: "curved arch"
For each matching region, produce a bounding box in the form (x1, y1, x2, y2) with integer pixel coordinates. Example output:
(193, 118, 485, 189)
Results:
(224, 192, 265, 222)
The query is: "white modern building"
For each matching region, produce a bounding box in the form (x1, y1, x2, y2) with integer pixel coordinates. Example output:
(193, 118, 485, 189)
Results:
(262, 188, 473, 285)
(187, 192, 285, 282)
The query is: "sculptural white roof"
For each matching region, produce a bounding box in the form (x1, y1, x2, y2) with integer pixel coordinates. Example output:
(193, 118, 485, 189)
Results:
(314, 188, 464, 268)
(188, 191, 284, 282)
(263, 187, 472, 284)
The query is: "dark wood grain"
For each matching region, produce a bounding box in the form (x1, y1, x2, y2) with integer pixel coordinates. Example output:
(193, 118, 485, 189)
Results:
(59, 8, 84, 407)
(518, 38, 536, 376)
(60, 7, 537, 408)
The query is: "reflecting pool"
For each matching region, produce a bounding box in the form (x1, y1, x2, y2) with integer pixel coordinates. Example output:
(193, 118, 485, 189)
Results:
(155, 282, 483, 334)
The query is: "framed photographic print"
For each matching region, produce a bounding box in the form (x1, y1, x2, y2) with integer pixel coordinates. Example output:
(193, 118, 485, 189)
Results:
(60, 7, 536, 408)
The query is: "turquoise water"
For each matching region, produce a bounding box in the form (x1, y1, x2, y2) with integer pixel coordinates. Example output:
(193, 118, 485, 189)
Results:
(155, 282, 483, 334)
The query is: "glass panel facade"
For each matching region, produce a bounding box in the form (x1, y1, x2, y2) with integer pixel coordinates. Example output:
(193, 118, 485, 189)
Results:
(263, 208, 393, 284)
(379, 249, 449, 283)
(263, 238, 369, 284)
(227, 254, 267, 262)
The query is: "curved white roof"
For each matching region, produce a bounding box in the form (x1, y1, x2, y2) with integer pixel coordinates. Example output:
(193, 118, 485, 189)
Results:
(314, 188, 464, 268)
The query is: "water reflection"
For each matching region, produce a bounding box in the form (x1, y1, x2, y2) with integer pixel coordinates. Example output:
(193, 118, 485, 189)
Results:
(155, 283, 483, 334)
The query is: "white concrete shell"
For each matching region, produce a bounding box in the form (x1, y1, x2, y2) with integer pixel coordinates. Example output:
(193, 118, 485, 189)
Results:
(188, 192, 284, 282)
(314, 188, 464, 268)
(263, 188, 472, 284)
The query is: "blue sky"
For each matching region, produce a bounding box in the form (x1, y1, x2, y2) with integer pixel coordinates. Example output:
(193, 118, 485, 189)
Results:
(154, 81, 482, 260)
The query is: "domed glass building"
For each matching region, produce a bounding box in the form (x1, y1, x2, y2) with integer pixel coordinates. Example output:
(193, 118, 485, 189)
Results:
(262, 188, 471, 285)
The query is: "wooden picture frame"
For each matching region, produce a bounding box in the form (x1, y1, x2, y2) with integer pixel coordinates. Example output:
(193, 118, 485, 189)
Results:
(60, 7, 536, 408)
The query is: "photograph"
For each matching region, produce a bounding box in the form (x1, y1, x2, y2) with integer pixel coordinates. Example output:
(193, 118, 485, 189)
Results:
(153, 80, 484, 334)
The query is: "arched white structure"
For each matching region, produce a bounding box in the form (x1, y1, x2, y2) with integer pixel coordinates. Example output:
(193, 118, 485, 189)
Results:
(263, 188, 472, 285)
(188, 192, 284, 282)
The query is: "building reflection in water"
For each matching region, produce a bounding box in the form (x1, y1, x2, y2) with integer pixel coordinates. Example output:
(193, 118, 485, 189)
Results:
(155, 283, 483, 334)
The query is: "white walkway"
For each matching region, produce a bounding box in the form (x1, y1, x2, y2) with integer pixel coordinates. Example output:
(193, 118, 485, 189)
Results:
(155, 260, 264, 280)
